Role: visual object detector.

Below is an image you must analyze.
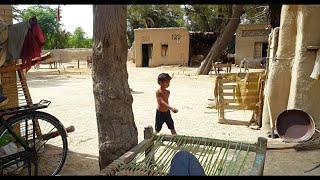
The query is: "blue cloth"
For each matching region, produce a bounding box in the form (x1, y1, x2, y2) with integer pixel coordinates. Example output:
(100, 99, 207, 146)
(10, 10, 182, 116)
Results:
(168, 151, 206, 176)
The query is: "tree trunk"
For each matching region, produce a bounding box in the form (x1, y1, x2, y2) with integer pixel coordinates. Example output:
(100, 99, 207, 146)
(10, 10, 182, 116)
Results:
(267, 4, 282, 28)
(92, 5, 138, 170)
(197, 5, 245, 75)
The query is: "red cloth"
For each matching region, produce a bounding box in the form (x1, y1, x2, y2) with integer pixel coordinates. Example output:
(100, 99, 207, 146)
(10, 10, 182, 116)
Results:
(20, 17, 45, 71)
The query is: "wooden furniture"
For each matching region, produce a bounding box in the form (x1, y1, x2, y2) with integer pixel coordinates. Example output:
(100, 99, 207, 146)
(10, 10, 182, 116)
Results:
(213, 62, 232, 75)
(214, 72, 265, 127)
(101, 126, 268, 176)
(0, 53, 51, 135)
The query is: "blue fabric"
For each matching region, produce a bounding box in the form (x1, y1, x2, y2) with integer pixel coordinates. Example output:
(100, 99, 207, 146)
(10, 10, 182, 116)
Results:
(168, 151, 206, 176)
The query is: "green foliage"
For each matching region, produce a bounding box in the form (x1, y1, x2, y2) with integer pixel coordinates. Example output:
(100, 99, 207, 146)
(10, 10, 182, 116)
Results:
(242, 5, 268, 24)
(183, 5, 232, 33)
(18, 5, 61, 49)
(15, 5, 266, 50)
(68, 27, 92, 48)
(127, 5, 185, 47)
(15, 6, 92, 49)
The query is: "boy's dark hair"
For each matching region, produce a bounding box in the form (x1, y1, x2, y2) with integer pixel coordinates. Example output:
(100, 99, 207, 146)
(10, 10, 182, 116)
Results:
(158, 73, 172, 84)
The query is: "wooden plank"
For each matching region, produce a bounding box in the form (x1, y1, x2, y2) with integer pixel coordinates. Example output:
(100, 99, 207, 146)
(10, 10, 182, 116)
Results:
(221, 79, 237, 83)
(223, 97, 259, 103)
(307, 46, 320, 51)
(222, 105, 258, 110)
(100, 138, 154, 175)
(0, 52, 51, 73)
(222, 92, 234, 96)
(222, 85, 235, 90)
(144, 126, 155, 164)
(117, 138, 154, 164)
(160, 135, 257, 152)
(223, 99, 237, 103)
(250, 137, 267, 176)
(218, 118, 251, 126)
(267, 143, 298, 150)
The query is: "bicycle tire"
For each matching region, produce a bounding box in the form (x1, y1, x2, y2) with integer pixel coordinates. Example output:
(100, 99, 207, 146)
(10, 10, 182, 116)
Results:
(0, 111, 68, 176)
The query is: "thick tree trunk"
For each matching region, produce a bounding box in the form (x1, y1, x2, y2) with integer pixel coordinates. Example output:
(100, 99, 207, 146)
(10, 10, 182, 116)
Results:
(267, 4, 282, 28)
(197, 5, 245, 75)
(92, 5, 138, 170)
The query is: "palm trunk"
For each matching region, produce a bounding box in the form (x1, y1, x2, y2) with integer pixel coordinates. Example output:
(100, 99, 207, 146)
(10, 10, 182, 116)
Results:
(92, 5, 138, 170)
(197, 5, 245, 75)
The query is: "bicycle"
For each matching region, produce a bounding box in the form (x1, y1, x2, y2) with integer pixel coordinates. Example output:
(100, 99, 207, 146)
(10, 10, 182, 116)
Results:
(0, 100, 68, 176)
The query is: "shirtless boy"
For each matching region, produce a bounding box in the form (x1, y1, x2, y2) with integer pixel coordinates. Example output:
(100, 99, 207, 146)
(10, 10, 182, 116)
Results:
(155, 73, 178, 135)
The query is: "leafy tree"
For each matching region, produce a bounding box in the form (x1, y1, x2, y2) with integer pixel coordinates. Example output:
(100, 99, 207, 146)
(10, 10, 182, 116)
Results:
(18, 5, 61, 49)
(183, 5, 232, 33)
(68, 27, 85, 48)
(83, 38, 93, 48)
(67, 27, 92, 48)
(241, 5, 268, 24)
(127, 5, 184, 47)
(197, 5, 245, 75)
(15, 6, 93, 49)
(55, 29, 71, 49)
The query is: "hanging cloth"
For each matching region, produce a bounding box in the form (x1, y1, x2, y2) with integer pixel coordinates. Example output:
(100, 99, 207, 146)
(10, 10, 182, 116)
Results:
(20, 17, 45, 71)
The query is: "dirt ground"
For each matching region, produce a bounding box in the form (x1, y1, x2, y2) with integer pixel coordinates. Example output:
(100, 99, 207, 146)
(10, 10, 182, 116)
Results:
(24, 60, 320, 175)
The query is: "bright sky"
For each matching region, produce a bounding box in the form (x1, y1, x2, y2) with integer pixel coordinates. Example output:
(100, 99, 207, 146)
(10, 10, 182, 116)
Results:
(17, 5, 93, 38)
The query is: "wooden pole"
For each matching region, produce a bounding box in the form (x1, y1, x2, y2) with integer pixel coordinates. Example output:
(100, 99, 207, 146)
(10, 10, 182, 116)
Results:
(217, 75, 225, 123)
(144, 126, 155, 164)
(250, 137, 267, 176)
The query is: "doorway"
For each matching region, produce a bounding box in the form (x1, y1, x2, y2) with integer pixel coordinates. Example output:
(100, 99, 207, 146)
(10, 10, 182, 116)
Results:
(142, 44, 153, 67)
(262, 42, 268, 58)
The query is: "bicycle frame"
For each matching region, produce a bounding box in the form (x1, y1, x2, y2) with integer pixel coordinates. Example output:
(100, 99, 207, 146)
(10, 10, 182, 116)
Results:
(0, 114, 37, 174)
(0, 100, 51, 175)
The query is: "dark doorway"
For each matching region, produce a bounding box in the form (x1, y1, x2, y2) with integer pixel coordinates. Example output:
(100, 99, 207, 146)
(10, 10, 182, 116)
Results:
(142, 44, 153, 67)
(262, 43, 268, 57)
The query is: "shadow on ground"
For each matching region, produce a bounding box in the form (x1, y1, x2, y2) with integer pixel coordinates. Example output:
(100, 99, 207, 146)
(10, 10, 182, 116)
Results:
(26, 70, 81, 88)
(59, 149, 99, 176)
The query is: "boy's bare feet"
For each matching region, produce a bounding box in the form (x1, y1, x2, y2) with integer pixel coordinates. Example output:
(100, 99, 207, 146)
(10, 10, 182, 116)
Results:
(170, 129, 177, 135)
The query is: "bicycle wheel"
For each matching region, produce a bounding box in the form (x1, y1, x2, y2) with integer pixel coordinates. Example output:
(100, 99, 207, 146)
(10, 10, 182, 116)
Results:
(0, 111, 68, 176)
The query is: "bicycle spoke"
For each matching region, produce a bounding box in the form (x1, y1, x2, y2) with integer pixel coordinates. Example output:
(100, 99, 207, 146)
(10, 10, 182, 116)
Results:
(0, 111, 68, 176)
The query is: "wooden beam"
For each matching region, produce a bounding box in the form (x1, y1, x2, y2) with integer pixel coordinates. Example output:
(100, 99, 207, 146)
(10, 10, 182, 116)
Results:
(307, 46, 320, 51)
(218, 118, 251, 126)
(160, 135, 257, 152)
(223, 97, 258, 104)
(113, 138, 154, 164)
(0, 52, 51, 73)
(250, 137, 267, 176)
(221, 105, 258, 110)
(222, 92, 234, 96)
(222, 85, 235, 90)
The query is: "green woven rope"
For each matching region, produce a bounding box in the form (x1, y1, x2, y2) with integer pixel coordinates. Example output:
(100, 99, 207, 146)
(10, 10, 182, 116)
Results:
(113, 134, 255, 176)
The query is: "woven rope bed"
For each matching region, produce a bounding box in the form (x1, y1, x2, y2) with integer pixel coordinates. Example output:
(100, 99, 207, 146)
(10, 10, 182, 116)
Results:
(101, 127, 267, 176)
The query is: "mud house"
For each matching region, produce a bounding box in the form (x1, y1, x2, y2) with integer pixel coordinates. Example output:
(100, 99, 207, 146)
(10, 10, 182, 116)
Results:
(0, 5, 12, 24)
(235, 24, 271, 67)
(133, 27, 189, 67)
(262, 5, 320, 132)
(0, 5, 19, 110)
(0, 5, 13, 66)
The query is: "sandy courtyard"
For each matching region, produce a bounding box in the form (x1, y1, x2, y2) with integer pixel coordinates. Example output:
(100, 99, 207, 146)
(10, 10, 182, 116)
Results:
(24, 61, 320, 175)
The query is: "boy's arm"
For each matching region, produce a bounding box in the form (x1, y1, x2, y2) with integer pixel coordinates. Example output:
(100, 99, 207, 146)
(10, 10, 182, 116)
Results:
(156, 91, 178, 113)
